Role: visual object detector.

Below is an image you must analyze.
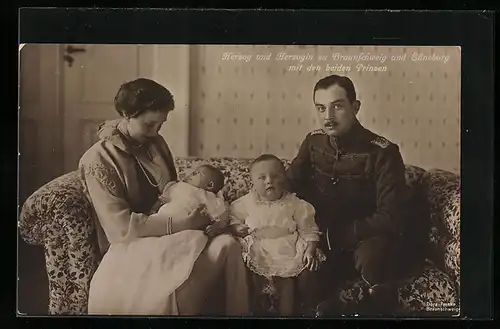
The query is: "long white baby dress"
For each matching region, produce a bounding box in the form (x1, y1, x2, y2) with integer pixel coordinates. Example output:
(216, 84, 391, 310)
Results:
(230, 191, 325, 279)
(88, 182, 228, 315)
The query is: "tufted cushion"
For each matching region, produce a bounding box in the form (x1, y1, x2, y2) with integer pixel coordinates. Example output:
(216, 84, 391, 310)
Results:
(422, 169, 460, 292)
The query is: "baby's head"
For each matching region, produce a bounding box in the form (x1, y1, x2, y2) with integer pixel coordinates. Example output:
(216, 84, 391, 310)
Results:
(250, 154, 286, 201)
(185, 164, 225, 194)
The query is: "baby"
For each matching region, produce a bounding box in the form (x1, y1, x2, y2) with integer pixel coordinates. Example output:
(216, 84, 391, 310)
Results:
(229, 154, 325, 316)
(150, 164, 229, 236)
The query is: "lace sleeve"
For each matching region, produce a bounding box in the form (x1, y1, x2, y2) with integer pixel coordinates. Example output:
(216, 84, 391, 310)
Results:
(294, 198, 321, 242)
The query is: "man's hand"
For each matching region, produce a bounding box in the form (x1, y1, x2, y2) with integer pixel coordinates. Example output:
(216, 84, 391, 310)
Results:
(303, 241, 319, 271)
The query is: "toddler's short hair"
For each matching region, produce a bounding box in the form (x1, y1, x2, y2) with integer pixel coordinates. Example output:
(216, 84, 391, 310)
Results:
(249, 154, 285, 173)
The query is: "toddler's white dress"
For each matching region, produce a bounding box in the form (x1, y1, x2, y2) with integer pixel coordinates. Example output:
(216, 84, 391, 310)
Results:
(230, 191, 325, 279)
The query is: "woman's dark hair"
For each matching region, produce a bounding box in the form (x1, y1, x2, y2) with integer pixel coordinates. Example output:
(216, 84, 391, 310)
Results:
(250, 154, 285, 173)
(114, 78, 175, 118)
(313, 75, 357, 103)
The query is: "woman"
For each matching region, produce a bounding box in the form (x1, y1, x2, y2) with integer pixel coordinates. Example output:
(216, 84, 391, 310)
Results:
(79, 78, 250, 315)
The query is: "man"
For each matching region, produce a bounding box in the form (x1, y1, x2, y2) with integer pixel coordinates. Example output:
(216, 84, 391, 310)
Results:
(286, 75, 426, 316)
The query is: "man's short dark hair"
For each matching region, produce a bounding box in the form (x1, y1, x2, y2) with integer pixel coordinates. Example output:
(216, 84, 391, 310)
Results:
(313, 75, 357, 103)
(250, 154, 285, 173)
(199, 164, 225, 193)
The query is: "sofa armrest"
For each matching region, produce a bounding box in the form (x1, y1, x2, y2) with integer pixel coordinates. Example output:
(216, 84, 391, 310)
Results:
(19, 172, 84, 245)
(19, 171, 101, 314)
(423, 169, 460, 292)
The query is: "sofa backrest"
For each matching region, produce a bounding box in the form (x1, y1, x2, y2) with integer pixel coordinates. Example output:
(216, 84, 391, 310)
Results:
(174, 157, 427, 203)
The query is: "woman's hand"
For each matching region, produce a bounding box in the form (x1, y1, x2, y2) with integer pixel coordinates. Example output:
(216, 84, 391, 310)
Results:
(230, 224, 251, 238)
(188, 204, 212, 230)
(172, 204, 211, 233)
(205, 219, 228, 237)
(303, 242, 319, 272)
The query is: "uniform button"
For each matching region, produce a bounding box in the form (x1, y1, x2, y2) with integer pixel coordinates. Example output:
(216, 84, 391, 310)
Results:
(331, 177, 339, 185)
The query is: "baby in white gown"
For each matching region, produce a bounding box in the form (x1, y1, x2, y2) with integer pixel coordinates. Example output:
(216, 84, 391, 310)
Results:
(150, 164, 229, 235)
(229, 154, 326, 316)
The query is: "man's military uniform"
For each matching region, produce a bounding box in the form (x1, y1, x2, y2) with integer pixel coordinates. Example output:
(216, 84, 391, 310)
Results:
(286, 122, 427, 315)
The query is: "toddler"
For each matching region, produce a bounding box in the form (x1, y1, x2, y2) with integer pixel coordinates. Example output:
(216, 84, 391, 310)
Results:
(229, 154, 325, 316)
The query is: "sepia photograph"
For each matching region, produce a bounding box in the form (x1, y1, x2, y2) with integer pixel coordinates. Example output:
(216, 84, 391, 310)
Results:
(18, 44, 461, 318)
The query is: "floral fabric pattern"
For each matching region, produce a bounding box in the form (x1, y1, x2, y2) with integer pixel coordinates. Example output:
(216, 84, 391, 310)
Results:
(422, 169, 460, 293)
(19, 171, 101, 314)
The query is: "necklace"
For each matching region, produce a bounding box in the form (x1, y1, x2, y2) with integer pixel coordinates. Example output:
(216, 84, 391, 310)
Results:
(136, 158, 161, 188)
(118, 121, 161, 188)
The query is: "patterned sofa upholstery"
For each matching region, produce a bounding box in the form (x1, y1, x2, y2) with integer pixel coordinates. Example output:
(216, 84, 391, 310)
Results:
(18, 157, 460, 316)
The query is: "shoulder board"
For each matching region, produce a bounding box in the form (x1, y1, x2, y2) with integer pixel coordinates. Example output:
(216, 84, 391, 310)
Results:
(310, 129, 326, 136)
(370, 136, 391, 148)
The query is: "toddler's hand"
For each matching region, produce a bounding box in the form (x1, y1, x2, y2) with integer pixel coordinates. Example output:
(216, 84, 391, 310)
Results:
(303, 242, 319, 272)
(231, 224, 251, 238)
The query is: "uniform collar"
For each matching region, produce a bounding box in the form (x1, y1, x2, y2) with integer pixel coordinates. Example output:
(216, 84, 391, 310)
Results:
(329, 121, 366, 150)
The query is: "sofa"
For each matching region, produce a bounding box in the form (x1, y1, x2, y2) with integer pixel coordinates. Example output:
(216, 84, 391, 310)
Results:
(18, 157, 460, 316)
